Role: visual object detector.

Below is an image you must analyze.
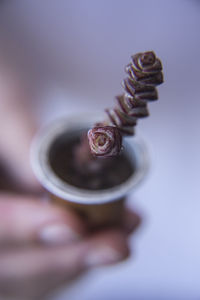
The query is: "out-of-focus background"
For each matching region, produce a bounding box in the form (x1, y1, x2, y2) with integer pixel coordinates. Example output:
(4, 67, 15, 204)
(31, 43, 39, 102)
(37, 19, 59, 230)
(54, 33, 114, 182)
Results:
(0, 0, 199, 299)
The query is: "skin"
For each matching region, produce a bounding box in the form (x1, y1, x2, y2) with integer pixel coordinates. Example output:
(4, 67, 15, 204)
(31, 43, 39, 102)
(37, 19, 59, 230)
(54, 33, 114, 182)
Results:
(0, 63, 141, 300)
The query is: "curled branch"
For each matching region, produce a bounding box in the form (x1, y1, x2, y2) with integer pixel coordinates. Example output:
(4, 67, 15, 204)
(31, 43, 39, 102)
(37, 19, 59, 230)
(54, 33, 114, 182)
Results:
(88, 51, 164, 157)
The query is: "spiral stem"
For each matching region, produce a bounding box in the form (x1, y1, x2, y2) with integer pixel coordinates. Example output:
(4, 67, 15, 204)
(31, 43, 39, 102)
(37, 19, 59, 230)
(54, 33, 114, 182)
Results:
(105, 51, 163, 136)
(88, 51, 164, 157)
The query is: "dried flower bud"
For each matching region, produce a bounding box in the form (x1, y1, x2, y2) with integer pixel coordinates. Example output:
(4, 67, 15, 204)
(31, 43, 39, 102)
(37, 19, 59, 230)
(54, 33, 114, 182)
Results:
(87, 51, 163, 157)
(88, 126, 122, 157)
(126, 51, 163, 85)
(105, 51, 163, 136)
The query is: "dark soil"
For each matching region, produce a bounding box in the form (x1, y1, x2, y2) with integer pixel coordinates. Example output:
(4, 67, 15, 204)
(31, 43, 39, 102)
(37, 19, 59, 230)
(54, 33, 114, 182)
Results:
(49, 131, 135, 190)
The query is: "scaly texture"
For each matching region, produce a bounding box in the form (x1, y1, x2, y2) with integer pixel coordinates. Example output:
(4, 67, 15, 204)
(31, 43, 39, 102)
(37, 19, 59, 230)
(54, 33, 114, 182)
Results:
(88, 51, 164, 157)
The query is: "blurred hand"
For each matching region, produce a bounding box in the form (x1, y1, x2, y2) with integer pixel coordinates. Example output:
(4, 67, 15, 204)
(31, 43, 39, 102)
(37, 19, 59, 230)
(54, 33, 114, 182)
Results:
(0, 67, 141, 300)
(0, 195, 140, 300)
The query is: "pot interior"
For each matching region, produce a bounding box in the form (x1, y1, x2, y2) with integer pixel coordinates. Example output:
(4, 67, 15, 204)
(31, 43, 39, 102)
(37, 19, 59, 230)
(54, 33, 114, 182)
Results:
(48, 128, 135, 191)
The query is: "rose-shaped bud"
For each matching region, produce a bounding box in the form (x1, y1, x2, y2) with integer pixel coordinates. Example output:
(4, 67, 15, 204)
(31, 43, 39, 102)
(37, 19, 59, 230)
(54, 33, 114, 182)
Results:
(88, 126, 122, 157)
(125, 51, 163, 86)
(86, 51, 163, 157)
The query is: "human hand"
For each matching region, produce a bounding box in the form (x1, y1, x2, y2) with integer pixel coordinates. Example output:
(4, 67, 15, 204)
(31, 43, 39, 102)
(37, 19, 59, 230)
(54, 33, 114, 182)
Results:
(0, 65, 141, 300)
(0, 195, 140, 300)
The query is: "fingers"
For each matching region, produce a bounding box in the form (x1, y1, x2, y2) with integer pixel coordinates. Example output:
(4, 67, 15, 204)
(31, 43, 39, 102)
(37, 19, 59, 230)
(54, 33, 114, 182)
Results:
(84, 228, 130, 267)
(0, 229, 129, 299)
(0, 194, 86, 246)
(0, 245, 88, 299)
(0, 192, 142, 246)
(0, 197, 138, 299)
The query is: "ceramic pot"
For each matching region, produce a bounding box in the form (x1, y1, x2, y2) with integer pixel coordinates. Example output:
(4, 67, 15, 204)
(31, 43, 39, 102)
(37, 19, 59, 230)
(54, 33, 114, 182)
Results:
(31, 113, 148, 227)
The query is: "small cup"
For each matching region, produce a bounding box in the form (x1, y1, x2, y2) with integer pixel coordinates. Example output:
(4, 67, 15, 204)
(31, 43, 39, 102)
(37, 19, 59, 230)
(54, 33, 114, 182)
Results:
(31, 113, 149, 227)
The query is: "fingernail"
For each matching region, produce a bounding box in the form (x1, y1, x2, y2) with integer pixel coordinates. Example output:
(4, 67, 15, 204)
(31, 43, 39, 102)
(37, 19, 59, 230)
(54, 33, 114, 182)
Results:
(39, 223, 80, 245)
(85, 246, 123, 268)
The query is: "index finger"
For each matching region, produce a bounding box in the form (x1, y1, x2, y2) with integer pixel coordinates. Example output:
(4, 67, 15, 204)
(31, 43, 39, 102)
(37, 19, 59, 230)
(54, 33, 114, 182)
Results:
(0, 194, 86, 246)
